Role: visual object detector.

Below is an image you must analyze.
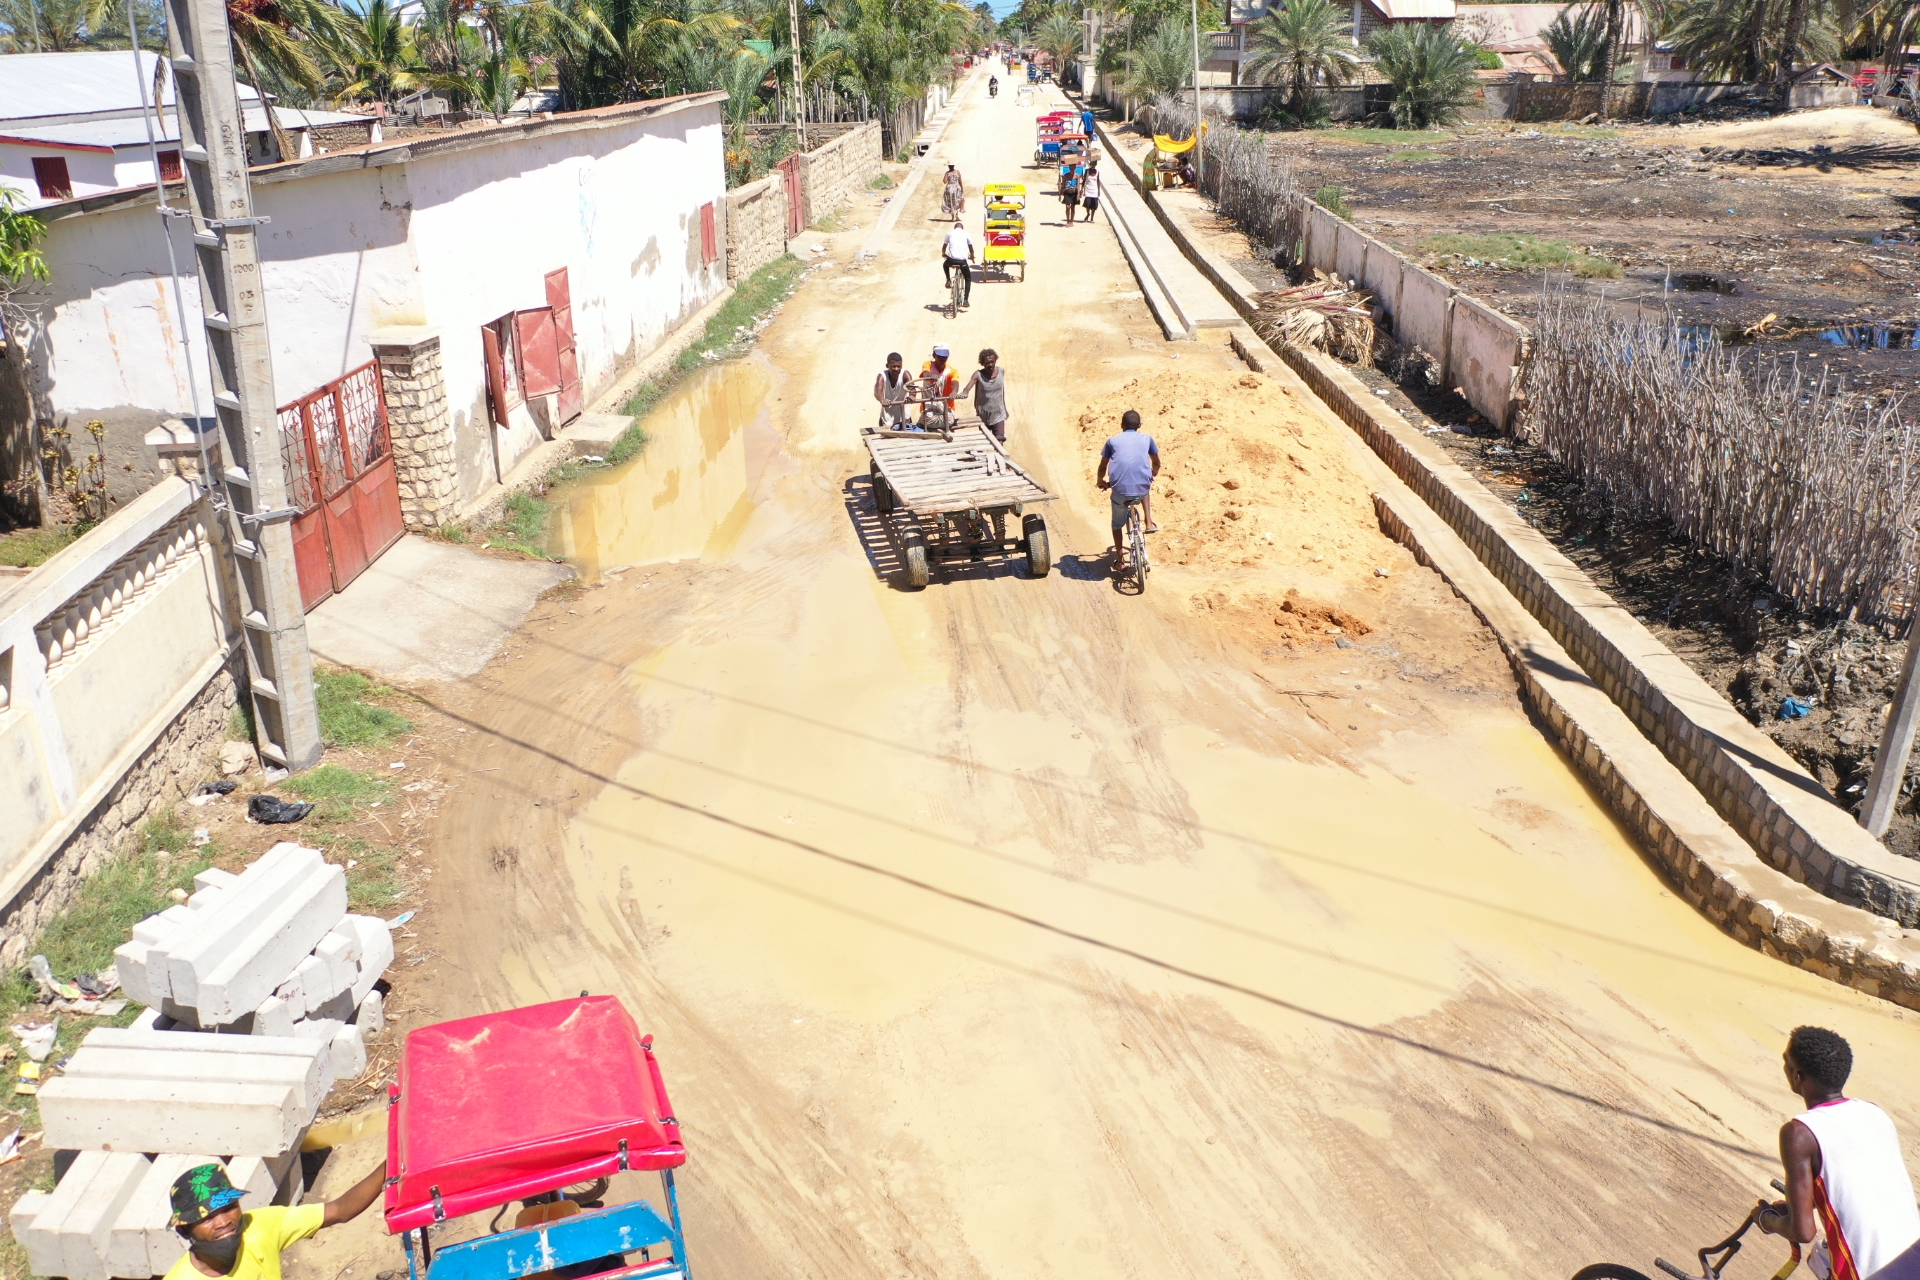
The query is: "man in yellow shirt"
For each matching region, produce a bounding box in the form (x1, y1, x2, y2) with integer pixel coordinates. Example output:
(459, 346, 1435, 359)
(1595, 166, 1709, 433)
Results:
(164, 1158, 388, 1280)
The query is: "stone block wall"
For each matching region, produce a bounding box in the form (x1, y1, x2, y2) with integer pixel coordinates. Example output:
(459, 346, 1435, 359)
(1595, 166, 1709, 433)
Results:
(799, 122, 882, 227)
(727, 170, 790, 281)
(0, 662, 239, 967)
(370, 330, 457, 530)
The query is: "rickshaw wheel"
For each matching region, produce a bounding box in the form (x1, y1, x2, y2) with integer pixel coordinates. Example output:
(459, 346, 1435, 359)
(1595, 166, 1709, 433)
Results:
(563, 1178, 612, 1205)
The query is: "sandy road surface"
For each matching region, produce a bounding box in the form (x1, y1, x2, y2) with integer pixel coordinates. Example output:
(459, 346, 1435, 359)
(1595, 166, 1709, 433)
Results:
(299, 78, 1920, 1280)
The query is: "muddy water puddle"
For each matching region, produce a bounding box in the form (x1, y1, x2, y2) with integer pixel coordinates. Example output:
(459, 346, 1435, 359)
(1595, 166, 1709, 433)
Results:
(545, 357, 787, 576)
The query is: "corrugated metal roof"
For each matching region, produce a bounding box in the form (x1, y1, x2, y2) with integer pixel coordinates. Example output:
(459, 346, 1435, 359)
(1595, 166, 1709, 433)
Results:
(0, 50, 260, 124)
(0, 104, 373, 149)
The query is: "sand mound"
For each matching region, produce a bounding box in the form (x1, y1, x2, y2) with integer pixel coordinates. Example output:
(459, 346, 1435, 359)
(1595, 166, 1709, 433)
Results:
(1074, 370, 1391, 585)
(1676, 106, 1917, 154)
(1191, 586, 1376, 648)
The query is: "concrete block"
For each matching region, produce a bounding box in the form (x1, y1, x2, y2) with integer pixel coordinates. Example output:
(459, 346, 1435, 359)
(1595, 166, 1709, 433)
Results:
(330, 1022, 368, 1082)
(294, 1018, 346, 1096)
(253, 994, 298, 1038)
(356, 989, 385, 1036)
(109, 1154, 213, 1280)
(12, 1189, 60, 1279)
(190, 861, 349, 1025)
(193, 868, 239, 893)
(112, 940, 157, 1007)
(73, 1029, 327, 1113)
(157, 843, 323, 1011)
(274, 971, 305, 1008)
(315, 934, 357, 994)
(342, 915, 394, 1003)
(29, 1150, 150, 1280)
(129, 1006, 163, 1031)
(132, 905, 197, 947)
(312, 989, 356, 1023)
(294, 954, 331, 1015)
(224, 1155, 279, 1204)
(64, 1044, 323, 1116)
(324, 918, 364, 968)
(39, 1076, 306, 1158)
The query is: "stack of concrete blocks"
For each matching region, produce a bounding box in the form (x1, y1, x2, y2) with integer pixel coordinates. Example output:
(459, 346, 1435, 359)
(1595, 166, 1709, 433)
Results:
(110, 842, 394, 1087)
(12, 1151, 294, 1280)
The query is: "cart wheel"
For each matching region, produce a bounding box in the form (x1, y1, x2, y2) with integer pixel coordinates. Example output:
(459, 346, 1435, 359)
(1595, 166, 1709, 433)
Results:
(562, 1178, 611, 1205)
(903, 522, 930, 590)
(871, 467, 894, 515)
(1023, 514, 1050, 578)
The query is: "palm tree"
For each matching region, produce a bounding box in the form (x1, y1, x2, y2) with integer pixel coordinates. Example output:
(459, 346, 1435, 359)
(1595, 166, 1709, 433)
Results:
(1364, 21, 1477, 129)
(1241, 0, 1357, 127)
(1034, 11, 1082, 82)
(1543, 3, 1608, 79)
(1113, 19, 1189, 101)
(329, 0, 425, 104)
(1661, 0, 1838, 81)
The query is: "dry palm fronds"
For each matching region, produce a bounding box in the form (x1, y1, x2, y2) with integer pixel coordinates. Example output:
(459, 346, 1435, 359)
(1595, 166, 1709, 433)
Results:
(1253, 276, 1378, 364)
(1524, 286, 1920, 625)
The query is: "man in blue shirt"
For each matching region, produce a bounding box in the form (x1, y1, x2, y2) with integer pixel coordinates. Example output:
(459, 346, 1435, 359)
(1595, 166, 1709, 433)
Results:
(1096, 409, 1160, 567)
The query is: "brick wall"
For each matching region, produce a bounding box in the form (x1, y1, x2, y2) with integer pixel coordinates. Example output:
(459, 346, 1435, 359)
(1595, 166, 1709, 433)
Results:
(799, 122, 882, 227)
(726, 170, 789, 280)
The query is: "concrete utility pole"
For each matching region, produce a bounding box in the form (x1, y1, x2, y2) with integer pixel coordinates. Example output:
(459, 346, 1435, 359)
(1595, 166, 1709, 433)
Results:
(163, 0, 324, 770)
(1860, 625, 1920, 838)
(788, 0, 807, 149)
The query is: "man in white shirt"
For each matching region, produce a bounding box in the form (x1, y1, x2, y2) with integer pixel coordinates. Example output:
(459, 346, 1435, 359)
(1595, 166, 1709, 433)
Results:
(1759, 1026, 1920, 1280)
(942, 218, 975, 308)
(1080, 161, 1103, 223)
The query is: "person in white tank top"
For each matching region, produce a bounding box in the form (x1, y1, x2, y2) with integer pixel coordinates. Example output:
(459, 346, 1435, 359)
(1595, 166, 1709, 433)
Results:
(1758, 1026, 1920, 1280)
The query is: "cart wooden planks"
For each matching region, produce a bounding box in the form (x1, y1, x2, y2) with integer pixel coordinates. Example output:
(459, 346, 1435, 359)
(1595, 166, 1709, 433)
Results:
(864, 419, 1056, 588)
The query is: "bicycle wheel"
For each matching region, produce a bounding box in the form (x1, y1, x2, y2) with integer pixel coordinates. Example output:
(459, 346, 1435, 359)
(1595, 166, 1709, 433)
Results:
(1130, 508, 1149, 592)
(1570, 1265, 1656, 1280)
(951, 270, 964, 317)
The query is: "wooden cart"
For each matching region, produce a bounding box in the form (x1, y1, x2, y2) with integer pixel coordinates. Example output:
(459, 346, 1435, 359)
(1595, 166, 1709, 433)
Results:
(864, 417, 1056, 589)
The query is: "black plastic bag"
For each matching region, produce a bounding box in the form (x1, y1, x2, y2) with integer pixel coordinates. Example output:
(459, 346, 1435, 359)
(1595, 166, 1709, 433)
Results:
(248, 794, 313, 824)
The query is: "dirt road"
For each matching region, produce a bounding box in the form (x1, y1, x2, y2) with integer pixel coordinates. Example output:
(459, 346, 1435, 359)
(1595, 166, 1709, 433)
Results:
(307, 78, 1920, 1280)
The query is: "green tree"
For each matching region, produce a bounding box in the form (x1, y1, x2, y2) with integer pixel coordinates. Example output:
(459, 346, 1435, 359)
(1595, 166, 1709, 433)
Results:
(0, 0, 161, 49)
(1660, 0, 1838, 80)
(1241, 0, 1357, 127)
(1113, 18, 1189, 99)
(0, 188, 48, 290)
(1365, 21, 1477, 129)
(1543, 4, 1608, 79)
(329, 0, 425, 104)
(1034, 11, 1082, 80)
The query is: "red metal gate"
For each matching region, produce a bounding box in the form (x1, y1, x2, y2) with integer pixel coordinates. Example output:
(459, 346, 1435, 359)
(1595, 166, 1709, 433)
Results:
(776, 153, 805, 237)
(545, 268, 582, 425)
(279, 361, 404, 612)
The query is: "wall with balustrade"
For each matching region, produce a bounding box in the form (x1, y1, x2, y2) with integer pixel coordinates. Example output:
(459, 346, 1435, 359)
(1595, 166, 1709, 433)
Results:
(0, 477, 239, 961)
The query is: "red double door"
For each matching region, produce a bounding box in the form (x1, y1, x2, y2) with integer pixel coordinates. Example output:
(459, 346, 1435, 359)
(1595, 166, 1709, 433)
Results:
(279, 360, 405, 612)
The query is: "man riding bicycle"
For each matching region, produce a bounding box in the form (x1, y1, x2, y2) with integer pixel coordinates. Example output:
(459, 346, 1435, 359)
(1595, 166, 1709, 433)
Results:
(1096, 410, 1160, 568)
(989, 75, 999, 97)
(941, 218, 975, 309)
(941, 165, 965, 218)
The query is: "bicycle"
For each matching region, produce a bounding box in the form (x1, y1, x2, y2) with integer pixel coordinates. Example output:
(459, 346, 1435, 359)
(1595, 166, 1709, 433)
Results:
(1122, 495, 1149, 593)
(1573, 1184, 1801, 1280)
(946, 260, 968, 318)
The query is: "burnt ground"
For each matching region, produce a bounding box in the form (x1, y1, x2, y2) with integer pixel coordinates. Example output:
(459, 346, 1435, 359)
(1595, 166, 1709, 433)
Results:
(1275, 105, 1920, 393)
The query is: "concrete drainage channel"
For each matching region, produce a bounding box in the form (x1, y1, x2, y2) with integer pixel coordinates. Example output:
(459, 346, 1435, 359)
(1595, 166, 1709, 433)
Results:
(1084, 103, 1920, 1010)
(13, 841, 395, 1279)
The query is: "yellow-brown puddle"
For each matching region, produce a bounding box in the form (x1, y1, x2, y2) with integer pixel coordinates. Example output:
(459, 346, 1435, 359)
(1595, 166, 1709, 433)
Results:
(547, 357, 782, 576)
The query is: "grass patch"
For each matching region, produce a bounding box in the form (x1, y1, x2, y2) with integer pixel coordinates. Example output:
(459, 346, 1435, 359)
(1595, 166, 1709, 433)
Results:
(315, 668, 412, 748)
(329, 837, 405, 913)
(228, 699, 255, 743)
(478, 491, 550, 559)
(1384, 148, 1446, 163)
(1423, 232, 1622, 278)
(1548, 123, 1620, 138)
(868, 173, 894, 189)
(428, 521, 472, 545)
(1311, 127, 1452, 145)
(1313, 184, 1352, 219)
(0, 523, 84, 568)
(285, 764, 389, 823)
(811, 210, 848, 233)
(609, 253, 809, 458)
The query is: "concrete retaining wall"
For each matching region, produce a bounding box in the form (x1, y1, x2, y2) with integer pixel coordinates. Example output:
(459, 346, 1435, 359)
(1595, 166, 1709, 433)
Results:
(799, 121, 882, 227)
(726, 170, 789, 281)
(0, 477, 240, 965)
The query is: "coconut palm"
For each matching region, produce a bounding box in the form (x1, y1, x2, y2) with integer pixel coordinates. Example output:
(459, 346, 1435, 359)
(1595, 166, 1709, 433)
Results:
(1661, 0, 1838, 81)
(1034, 11, 1083, 81)
(329, 0, 425, 105)
(1364, 21, 1477, 129)
(1113, 19, 1190, 100)
(1241, 0, 1358, 127)
(1543, 3, 1608, 79)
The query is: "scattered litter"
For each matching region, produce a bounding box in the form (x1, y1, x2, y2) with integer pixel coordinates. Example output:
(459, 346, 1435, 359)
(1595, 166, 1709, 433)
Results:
(1335, 636, 1357, 650)
(193, 827, 211, 847)
(12, 1020, 58, 1063)
(196, 779, 238, 797)
(262, 766, 289, 783)
(386, 910, 417, 930)
(0, 1128, 20, 1165)
(47, 997, 126, 1017)
(1374, 567, 1390, 578)
(12, 1063, 39, 1095)
(29, 956, 83, 1001)
(578, 454, 606, 464)
(1779, 696, 1814, 720)
(248, 795, 314, 825)
(77, 969, 118, 997)
(1373, 387, 1391, 397)
(389, 762, 407, 770)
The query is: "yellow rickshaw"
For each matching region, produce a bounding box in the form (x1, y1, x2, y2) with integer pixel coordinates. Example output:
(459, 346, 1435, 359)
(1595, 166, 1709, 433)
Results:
(983, 182, 1026, 282)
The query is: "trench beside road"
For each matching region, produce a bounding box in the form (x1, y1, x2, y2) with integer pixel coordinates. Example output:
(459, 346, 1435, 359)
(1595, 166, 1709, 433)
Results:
(294, 80, 1920, 1280)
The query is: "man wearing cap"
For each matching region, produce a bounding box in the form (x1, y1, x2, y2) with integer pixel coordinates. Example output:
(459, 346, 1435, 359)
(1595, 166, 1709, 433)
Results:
(920, 345, 960, 426)
(166, 1158, 388, 1280)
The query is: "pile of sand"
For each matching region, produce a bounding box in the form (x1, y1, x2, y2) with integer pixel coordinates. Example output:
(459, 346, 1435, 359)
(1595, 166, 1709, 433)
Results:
(1678, 106, 1918, 154)
(1075, 369, 1413, 648)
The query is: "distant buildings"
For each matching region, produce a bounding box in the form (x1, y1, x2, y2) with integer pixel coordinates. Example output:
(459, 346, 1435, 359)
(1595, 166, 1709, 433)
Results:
(0, 51, 375, 208)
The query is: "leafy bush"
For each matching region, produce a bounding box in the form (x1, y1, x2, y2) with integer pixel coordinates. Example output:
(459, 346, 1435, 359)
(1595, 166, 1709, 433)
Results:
(1313, 184, 1352, 218)
(1365, 23, 1480, 130)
